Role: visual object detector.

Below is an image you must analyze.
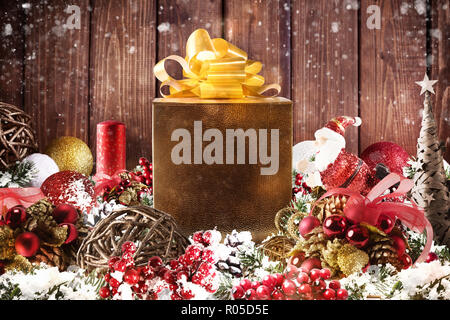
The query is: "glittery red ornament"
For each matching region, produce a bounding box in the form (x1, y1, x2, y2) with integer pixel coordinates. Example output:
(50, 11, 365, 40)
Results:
(320, 150, 374, 195)
(323, 215, 348, 238)
(41, 171, 95, 212)
(361, 142, 410, 176)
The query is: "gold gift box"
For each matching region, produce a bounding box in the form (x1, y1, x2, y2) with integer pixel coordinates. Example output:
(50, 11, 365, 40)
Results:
(152, 97, 292, 241)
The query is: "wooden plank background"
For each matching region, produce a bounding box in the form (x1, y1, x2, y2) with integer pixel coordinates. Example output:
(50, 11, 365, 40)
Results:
(0, 0, 448, 169)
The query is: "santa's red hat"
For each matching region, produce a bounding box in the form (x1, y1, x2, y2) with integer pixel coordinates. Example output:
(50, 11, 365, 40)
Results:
(324, 116, 362, 136)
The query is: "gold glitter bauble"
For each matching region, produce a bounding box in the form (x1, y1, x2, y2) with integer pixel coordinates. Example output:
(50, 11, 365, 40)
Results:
(337, 244, 369, 276)
(45, 136, 93, 176)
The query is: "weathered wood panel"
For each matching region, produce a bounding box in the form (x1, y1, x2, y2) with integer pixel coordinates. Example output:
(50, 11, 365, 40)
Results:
(291, 0, 359, 154)
(0, 1, 24, 107)
(359, 0, 427, 157)
(431, 0, 450, 162)
(89, 0, 156, 168)
(224, 0, 291, 99)
(156, 0, 222, 85)
(23, 0, 91, 150)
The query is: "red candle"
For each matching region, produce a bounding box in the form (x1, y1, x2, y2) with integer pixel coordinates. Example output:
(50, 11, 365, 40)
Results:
(96, 120, 126, 176)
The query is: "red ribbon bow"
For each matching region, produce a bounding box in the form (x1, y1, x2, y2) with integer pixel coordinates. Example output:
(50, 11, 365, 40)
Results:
(0, 188, 45, 214)
(92, 170, 128, 197)
(310, 173, 433, 264)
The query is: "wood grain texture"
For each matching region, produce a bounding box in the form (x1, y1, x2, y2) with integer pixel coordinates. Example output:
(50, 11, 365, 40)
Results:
(224, 0, 291, 98)
(359, 0, 427, 157)
(431, 0, 450, 162)
(0, 1, 24, 107)
(23, 0, 91, 150)
(156, 0, 222, 84)
(291, 0, 359, 154)
(89, 0, 156, 168)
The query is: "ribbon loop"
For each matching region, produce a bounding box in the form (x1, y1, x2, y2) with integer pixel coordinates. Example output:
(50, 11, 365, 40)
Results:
(154, 28, 280, 99)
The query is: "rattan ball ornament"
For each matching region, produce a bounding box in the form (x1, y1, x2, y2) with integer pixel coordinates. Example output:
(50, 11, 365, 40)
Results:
(77, 205, 189, 271)
(0, 102, 38, 169)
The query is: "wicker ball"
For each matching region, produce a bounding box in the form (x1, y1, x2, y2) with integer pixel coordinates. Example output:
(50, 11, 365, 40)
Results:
(0, 102, 37, 169)
(76, 205, 189, 271)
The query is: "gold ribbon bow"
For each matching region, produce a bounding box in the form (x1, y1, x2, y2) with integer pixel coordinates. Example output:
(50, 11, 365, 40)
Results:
(153, 29, 281, 99)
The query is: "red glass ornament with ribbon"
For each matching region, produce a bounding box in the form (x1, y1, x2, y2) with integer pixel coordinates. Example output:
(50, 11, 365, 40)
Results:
(309, 173, 434, 264)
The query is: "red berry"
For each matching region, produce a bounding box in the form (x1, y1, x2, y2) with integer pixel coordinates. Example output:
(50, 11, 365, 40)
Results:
(180, 288, 195, 299)
(239, 279, 252, 291)
(309, 268, 321, 281)
(192, 231, 204, 244)
(262, 274, 277, 288)
(251, 280, 260, 290)
(148, 256, 163, 268)
(169, 259, 179, 269)
(124, 269, 140, 285)
(201, 249, 217, 263)
(163, 270, 176, 284)
(284, 265, 299, 280)
(108, 256, 120, 270)
(297, 283, 312, 295)
(273, 273, 285, 287)
(296, 272, 310, 284)
(271, 289, 285, 300)
(232, 285, 245, 300)
(202, 230, 220, 245)
(256, 285, 271, 300)
(99, 286, 111, 299)
(114, 259, 127, 272)
(312, 279, 327, 293)
(336, 288, 348, 300)
(426, 252, 439, 263)
(171, 293, 182, 300)
(245, 288, 257, 300)
(399, 254, 413, 269)
(121, 241, 137, 254)
(176, 271, 189, 282)
(139, 157, 148, 166)
(328, 280, 341, 290)
(319, 268, 331, 280)
(281, 279, 297, 296)
(109, 278, 120, 288)
(323, 288, 336, 300)
(104, 273, 111, 282)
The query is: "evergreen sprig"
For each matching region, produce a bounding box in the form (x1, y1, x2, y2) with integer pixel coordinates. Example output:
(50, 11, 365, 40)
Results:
(0, 160, 37, 188)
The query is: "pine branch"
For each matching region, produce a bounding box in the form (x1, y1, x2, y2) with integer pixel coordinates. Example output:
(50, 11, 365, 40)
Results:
(0, 160, 37, 188)
(213, 273, 233, 300)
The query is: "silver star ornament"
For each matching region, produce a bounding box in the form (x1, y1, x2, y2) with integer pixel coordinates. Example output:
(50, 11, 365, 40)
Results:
(415, 74, 438, 95)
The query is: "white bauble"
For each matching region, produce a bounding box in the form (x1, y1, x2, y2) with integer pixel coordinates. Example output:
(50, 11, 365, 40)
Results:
(23, 153, 59, 187)
(292, 140, 316, 170)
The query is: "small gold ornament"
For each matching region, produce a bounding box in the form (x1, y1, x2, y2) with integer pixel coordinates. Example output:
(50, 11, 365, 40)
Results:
(45, 136, 93, 176)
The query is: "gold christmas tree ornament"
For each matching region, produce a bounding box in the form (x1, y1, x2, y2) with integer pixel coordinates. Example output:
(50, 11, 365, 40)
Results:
(411, 75, 450, 247)
(45, 136, 94, 176)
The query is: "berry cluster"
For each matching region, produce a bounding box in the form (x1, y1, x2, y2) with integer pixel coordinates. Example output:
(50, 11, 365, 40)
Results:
(131, 157, 153, 192)
(292, 172, 312, 199)
(231, 265, 348, 300)
(99, 230, 221, 300)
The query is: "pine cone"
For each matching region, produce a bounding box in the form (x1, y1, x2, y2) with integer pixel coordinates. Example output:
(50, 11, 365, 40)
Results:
(29, 245, 68, 271)
(299, 227, 328, 258)
(320, 195, 348, 221)
(367, 236, 403, 271)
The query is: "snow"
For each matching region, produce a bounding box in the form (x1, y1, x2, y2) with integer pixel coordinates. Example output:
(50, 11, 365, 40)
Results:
(331, 22, 340, 33)
(157, 22, 170, 33)
(3, 24, 12, 36)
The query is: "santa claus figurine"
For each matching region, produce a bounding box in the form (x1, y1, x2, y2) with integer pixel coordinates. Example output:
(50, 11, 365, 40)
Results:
(294, 116, 375, 195)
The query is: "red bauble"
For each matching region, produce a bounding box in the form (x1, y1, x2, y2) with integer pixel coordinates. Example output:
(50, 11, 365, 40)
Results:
(361, 142, 410, 176)
(298, 216, 321, 238)
(52, 204, 78, 224)
(391, 235, 406, 256)
(399, 254, 412, 269)
(323, 215, 348, 238)
(345, 225, 369, 248)
(41, 171, 95, 212)
(376, 214, 395, 234)
(4, 205, 27, 229)
(59, 223, 78, 244)
(320, 150, 374, 195)
(288, 251, 305, 267)
(300, 257, 322, 273)
(15, 232, 40, 257)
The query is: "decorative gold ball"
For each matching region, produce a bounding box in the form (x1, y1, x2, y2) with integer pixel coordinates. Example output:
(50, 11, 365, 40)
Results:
(45, 136, 93, 176)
